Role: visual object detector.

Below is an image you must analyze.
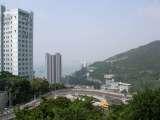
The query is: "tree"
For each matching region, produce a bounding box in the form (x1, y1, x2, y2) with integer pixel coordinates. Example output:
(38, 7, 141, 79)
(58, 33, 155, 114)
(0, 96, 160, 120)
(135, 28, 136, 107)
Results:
(50, 83, 65, 91)
(0, 72, 33, 105)
(31, 78, 49, 98)
(15, 96, 106, 120)
(107, 88, 160, 120)
(0, 72, 51, 106)
(11, 79, 32, 105)
(130, 88, 160, 120)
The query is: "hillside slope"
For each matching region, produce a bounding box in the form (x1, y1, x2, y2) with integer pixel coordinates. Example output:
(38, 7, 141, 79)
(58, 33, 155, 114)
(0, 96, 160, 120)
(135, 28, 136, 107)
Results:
(89, 41, 160, 90)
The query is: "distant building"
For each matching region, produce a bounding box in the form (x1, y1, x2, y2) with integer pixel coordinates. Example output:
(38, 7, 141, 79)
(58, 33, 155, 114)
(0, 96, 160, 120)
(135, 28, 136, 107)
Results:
(46, 53, 62, 84)
(0, 5, 33, 79)
(103, 74, 118, 89)
(82, 61, 87, 68)
(102, 74, 131, 92)
(118, 82, 131, 93)
(104, 74, 114, 79)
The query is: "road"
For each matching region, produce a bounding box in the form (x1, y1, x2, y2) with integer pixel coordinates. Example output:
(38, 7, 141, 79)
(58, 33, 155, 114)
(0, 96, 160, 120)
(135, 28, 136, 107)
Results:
(53, 88, 127, 104)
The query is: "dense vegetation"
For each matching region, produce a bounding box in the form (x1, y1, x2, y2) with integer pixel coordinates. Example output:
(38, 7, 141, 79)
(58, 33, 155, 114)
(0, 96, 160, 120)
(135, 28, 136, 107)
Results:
(50, 83, 66, 90)
(0, 72, 64, 106)
(64, 67, 101, 89)
(89, 41, 160, 90)
(15, 88, 160, 120)
(0, 72, 33, 105)
(30, 78, 50, 98)
(107, 88, 160, 120)
(15, 96, 106, 120)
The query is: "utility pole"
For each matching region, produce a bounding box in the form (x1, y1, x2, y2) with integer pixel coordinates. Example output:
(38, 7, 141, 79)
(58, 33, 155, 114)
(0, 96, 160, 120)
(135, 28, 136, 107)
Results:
(54, 84, 56, 98)
(8, 90, 12, 108)
(5, 86, 12, 108)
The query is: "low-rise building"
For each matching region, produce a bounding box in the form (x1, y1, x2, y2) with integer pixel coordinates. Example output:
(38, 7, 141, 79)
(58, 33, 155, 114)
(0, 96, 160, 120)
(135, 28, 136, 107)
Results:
(102, 74, 131, 93)
(118, 82, 131, 92)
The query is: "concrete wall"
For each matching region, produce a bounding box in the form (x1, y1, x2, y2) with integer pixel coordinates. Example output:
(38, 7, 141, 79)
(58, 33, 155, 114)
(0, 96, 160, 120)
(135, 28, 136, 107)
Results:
(0, 91, 8, 109)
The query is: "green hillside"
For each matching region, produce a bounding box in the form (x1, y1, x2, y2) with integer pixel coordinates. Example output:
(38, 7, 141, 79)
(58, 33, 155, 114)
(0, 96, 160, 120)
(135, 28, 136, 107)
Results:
(89, 40, 160, 90)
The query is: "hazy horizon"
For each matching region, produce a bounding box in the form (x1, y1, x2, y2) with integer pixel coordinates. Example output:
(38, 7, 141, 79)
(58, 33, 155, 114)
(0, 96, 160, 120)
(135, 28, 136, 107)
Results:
(1, 0, 160, 75)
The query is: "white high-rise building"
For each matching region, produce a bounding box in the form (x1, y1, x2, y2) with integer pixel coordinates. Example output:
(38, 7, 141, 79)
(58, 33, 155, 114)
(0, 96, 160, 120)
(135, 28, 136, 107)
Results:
(0, 5, 33, 79)
(46, 53, 62, 84)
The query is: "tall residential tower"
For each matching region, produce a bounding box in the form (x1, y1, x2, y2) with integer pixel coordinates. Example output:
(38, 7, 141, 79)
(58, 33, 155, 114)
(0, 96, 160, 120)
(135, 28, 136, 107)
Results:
(0, 5, 33, 79)
(46, 53, 62, 84)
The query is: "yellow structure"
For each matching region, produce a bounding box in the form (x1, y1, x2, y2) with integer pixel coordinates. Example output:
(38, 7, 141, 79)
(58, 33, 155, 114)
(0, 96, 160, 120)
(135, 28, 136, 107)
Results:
(99, 99, 109, 109)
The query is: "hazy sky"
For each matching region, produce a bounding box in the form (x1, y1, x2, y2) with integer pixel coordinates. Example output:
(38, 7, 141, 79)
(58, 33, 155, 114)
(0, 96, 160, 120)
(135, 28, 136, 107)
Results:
(1, 0, 160, 73)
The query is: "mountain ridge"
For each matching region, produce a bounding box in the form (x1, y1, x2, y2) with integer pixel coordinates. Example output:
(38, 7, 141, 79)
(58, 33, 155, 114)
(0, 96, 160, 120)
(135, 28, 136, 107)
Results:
(89, 40, 160, 90)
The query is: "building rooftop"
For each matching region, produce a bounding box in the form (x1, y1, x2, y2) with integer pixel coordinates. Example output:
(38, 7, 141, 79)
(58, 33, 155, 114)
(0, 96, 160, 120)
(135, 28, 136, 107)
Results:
(104, 74, 114, 79)
(1, 5, 32, 15)
(118, 82, 131, 86)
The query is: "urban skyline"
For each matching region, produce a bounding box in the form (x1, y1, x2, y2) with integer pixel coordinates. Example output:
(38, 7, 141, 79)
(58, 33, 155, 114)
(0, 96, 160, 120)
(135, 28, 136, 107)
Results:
(1, 0, 160, 75)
